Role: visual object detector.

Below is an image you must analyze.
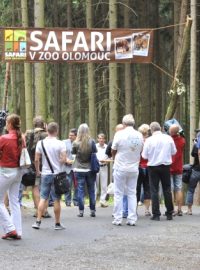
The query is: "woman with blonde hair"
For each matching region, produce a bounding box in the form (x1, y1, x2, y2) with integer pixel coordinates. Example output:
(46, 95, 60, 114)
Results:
(72, 123, 97, 217)
(0, 114, 23, 240)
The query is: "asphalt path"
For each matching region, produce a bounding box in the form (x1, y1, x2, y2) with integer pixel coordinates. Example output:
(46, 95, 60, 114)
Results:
(0, 203, 200, 270)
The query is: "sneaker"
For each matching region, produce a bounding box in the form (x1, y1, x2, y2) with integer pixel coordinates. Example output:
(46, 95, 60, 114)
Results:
(166, 215, 173, 220)
(90, 212, 96, 217)
(32, 220, 41, 229)
(150, 216, 160, 221)
(145, 210, 151, 216)
(112, 220, 122, 226)
(73, 202, 79, 207)
(177, 210, 183, 216)
(54, 223, 66, 230)
(42, 212, 52, 218)
(100, 201, 108, 208)
(126, 221, 136, 226)
(66, 202, 71, 207)
(1, 230, 18, 240)
(77, 213, 84, 217)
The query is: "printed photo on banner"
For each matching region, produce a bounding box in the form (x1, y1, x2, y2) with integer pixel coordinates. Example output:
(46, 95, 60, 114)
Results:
(132, 32, 150, 57)
(114, 36, 133, 59)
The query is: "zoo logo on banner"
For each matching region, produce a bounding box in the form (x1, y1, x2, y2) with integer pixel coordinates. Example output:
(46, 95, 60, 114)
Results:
(4, 29, 27, 60)
(2, 28, 153, 63)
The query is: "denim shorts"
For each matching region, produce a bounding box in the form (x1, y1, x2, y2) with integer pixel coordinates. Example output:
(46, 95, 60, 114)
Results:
(171, 174, 182, 191)
(40, 174, 61, 201)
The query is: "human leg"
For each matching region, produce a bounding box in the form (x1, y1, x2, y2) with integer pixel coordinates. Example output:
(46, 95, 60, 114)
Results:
(172, 174, 183, 214)
(8, 172, 22, 236)
(127, 171, 138, 224)
(159, 165, 174, 217)
(0, 169, 16, 234)
(113, 170, 125, 224)
(186, 170, 200, 214)
(86, 171, 96, 214)
(99, 166, 108, 206)
(148, 166, 161, 217)
(75, 172, 86, 215)
(72, 172, 79, 206)
(64, 172, 73, 206)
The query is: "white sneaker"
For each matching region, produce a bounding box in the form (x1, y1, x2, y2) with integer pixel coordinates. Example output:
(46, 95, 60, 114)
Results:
(112, 220, 122, 226)
(126, 221, 136, 226)
(54, 223, 66, 230)
(100, 201, 108, 207)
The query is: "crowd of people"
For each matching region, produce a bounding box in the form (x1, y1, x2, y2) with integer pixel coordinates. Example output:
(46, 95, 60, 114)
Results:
(0, 113, 200, 240)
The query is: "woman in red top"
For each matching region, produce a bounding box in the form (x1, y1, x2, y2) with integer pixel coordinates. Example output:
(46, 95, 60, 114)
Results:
(0, 114, 23, 240)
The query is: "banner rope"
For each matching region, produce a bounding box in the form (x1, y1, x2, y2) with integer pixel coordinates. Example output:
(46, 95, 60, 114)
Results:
(151, 62, 175, 80)
(151, 22, 186, 31)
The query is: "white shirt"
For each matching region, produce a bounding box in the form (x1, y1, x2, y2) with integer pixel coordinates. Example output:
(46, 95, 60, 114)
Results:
(142, 131, 177, 166)
(36, 137, 66, 175)
(112, 126, 143, 172)
(96, 143, 108, 165)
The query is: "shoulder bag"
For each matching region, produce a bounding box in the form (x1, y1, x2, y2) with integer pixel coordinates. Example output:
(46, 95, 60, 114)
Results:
(21, 166, 36, 186)
(90, 140, 100, 173)
(182, 164, 193, 184)
(20, 147, 31, 168)
(41, 140, 69, 195)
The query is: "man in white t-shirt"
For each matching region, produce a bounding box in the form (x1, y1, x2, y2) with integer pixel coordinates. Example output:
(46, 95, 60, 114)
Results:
(32, 122, 66, 230)
(111, 114, 143, 226)
(96, 133, 109, 207)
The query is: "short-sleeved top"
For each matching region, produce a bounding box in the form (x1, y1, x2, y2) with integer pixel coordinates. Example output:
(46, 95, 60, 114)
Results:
(170, 135, 185, 174)
(0, 130, 21, 168)
(112, 126, 143, 172)
(96, 143, 108, 165)
(63, 138, 73, 174)
(142, 131, 177, 166)
(36, 137, 66, 175)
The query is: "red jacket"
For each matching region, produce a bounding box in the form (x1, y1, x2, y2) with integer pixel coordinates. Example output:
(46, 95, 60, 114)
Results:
(0, 130, 21, 168)
(170, 135, 185, 174)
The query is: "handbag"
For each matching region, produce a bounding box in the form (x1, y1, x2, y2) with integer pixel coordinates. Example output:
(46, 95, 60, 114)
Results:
(20, 148, 31, 168)
(182, 164, 193, 184)
(21, 167, 36, 186)
(41, 140, 69, 195)
(90, 140, 100, 173)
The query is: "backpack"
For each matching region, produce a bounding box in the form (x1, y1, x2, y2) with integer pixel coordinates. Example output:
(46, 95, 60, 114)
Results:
(26, 128, 47, 163)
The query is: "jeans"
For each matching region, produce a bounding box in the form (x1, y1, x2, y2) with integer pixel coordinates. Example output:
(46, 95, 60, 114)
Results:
(75, 171, 96, 212)
(186, 169, 200, 205)
(136, 167, 151, 202)
(148, 165, 174, 217)
(64, 171, 78, 205)
(0, 167, 22, 235)
(40, 174, 61, 201)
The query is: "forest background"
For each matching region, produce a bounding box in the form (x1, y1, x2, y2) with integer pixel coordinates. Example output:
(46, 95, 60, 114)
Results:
(0, 0, 199, 163)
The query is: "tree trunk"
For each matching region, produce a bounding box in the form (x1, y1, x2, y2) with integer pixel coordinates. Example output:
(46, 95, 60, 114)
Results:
(34, 0, 47, 120)
(3, 63, 10, 110)
(165, 16, 192, 120)
(124, 0, 133, 114)
(67, 0, 75, 131)
(86, 0, 96, 138)
(109, 0, 118, 139)
(21, 0, 33, 129)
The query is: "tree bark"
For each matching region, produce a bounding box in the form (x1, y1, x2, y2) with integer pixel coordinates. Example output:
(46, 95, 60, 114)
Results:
(86, 0, 96, 138)
(109, 0, 118, 139)
(21, 0, 33, 129)
(165, 16, 192, 120)
(124, 0, 133, 114)
(34, 0, 47, 120)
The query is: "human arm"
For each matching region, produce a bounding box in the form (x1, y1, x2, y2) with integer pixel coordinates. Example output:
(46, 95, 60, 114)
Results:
(35, 152, 41, 176)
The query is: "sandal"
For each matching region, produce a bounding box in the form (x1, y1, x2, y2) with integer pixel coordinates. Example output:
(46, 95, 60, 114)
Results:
(186, 210, 192, 215)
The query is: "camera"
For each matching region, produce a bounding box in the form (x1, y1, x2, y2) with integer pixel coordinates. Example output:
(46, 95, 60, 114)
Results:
(163, 118, 184, 137)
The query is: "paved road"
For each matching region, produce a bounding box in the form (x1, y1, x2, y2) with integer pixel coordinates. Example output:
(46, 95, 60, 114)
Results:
(0, 203, 200, 270)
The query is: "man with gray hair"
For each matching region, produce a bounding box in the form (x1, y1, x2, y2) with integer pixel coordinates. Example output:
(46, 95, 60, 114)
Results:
(142, 121, 177, 221)
(111, 114, 143, 226)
